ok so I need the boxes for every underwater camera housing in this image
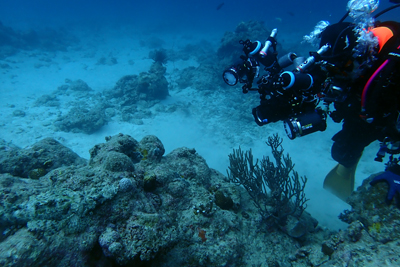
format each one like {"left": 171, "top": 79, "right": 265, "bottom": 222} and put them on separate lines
{"left": 222, "top": 35, "right": 279, "bottom": 87}
{"left": 224, "top": 27, "right": 330, "bottom": 140}
{"left": 284, "top": 108, "right": 327, "bottom": 140}
{"left": 252, "top": 98, "right": 327, "bottom": 140}
{"left": 222, "top": 57, "right": 259, "bottom": 86}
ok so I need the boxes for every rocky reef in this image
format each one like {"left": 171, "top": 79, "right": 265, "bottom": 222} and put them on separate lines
{"left": 33, "top": 59, "right": 171, "bottom": 134}
{"left": 0, "top": 137, "right": 86, "bottom": 178}
{"left": 27, "top": 20, "right": 285, "bottom": 138}
{"left": 217, "top": 20, "right": 279, "bottom": 65}
{"left": 33, "top": 60, "right": 171, "bottom": 134}
{"left": 105, "top": 61, "right": 169, "bottom": 105}
{"left": 0, "top": 21, "right": 78, "bottom": 59}
{"left": 0, "top": 133, "right": 399, "bottom": 266}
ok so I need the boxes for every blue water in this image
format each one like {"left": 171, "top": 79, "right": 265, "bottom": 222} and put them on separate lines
{"left": 2, "top": 0, "right": 397, "bottom": 34}
{"left": 1, "top": 0, "right": 399, "bottom": 51}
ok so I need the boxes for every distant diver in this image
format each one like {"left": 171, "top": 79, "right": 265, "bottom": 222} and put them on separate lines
{"left": 216, "top": 2, "right": 225, "bottom": 10}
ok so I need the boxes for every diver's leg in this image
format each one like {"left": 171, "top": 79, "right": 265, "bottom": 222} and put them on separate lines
{"left": 324, "top": 118, "right": 380, "bottom": 200}
{"left": 331, "top": 118, "right": 380, "bottom": 168}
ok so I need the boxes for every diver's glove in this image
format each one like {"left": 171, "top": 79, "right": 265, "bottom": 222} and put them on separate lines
{"left": 329, "top": 110, "right": 344, "bottom": 123}
{"left": 370, "top": 170, "right": 400, "bottom": 203}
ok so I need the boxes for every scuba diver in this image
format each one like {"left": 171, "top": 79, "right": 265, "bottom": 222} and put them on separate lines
{"left": 222, "top": 0, "right": 400, "bottom": 202}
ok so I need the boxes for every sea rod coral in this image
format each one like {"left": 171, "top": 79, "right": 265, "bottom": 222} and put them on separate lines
{"left": 227, "top": 134, "right": 308, "bottom": 227}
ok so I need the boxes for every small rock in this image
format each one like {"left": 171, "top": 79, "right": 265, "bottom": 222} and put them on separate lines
{"left": 12, "top": 110, "right": 26, "bottom": 117}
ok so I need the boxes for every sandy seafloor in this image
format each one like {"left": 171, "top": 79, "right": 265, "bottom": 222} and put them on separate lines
{"left": 0, "top": 25, "right": 385, "bottom": 231}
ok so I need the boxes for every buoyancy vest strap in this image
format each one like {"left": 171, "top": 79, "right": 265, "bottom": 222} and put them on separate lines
{"left": 360, "top": 59, "right": 390, "bottom": 116}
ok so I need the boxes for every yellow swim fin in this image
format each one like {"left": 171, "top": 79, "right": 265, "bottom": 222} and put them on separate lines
{"left": 323, "top": 161, "right": 359, "bottom": 202}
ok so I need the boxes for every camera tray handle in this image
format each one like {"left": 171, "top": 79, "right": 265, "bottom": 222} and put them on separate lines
{"left": 259, "top": 28, "right": 278, "bottom": 58}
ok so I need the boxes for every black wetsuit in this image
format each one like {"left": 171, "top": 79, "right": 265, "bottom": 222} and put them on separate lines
{"left": 330, "top": 21, "right": 400, "bottom": 168}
